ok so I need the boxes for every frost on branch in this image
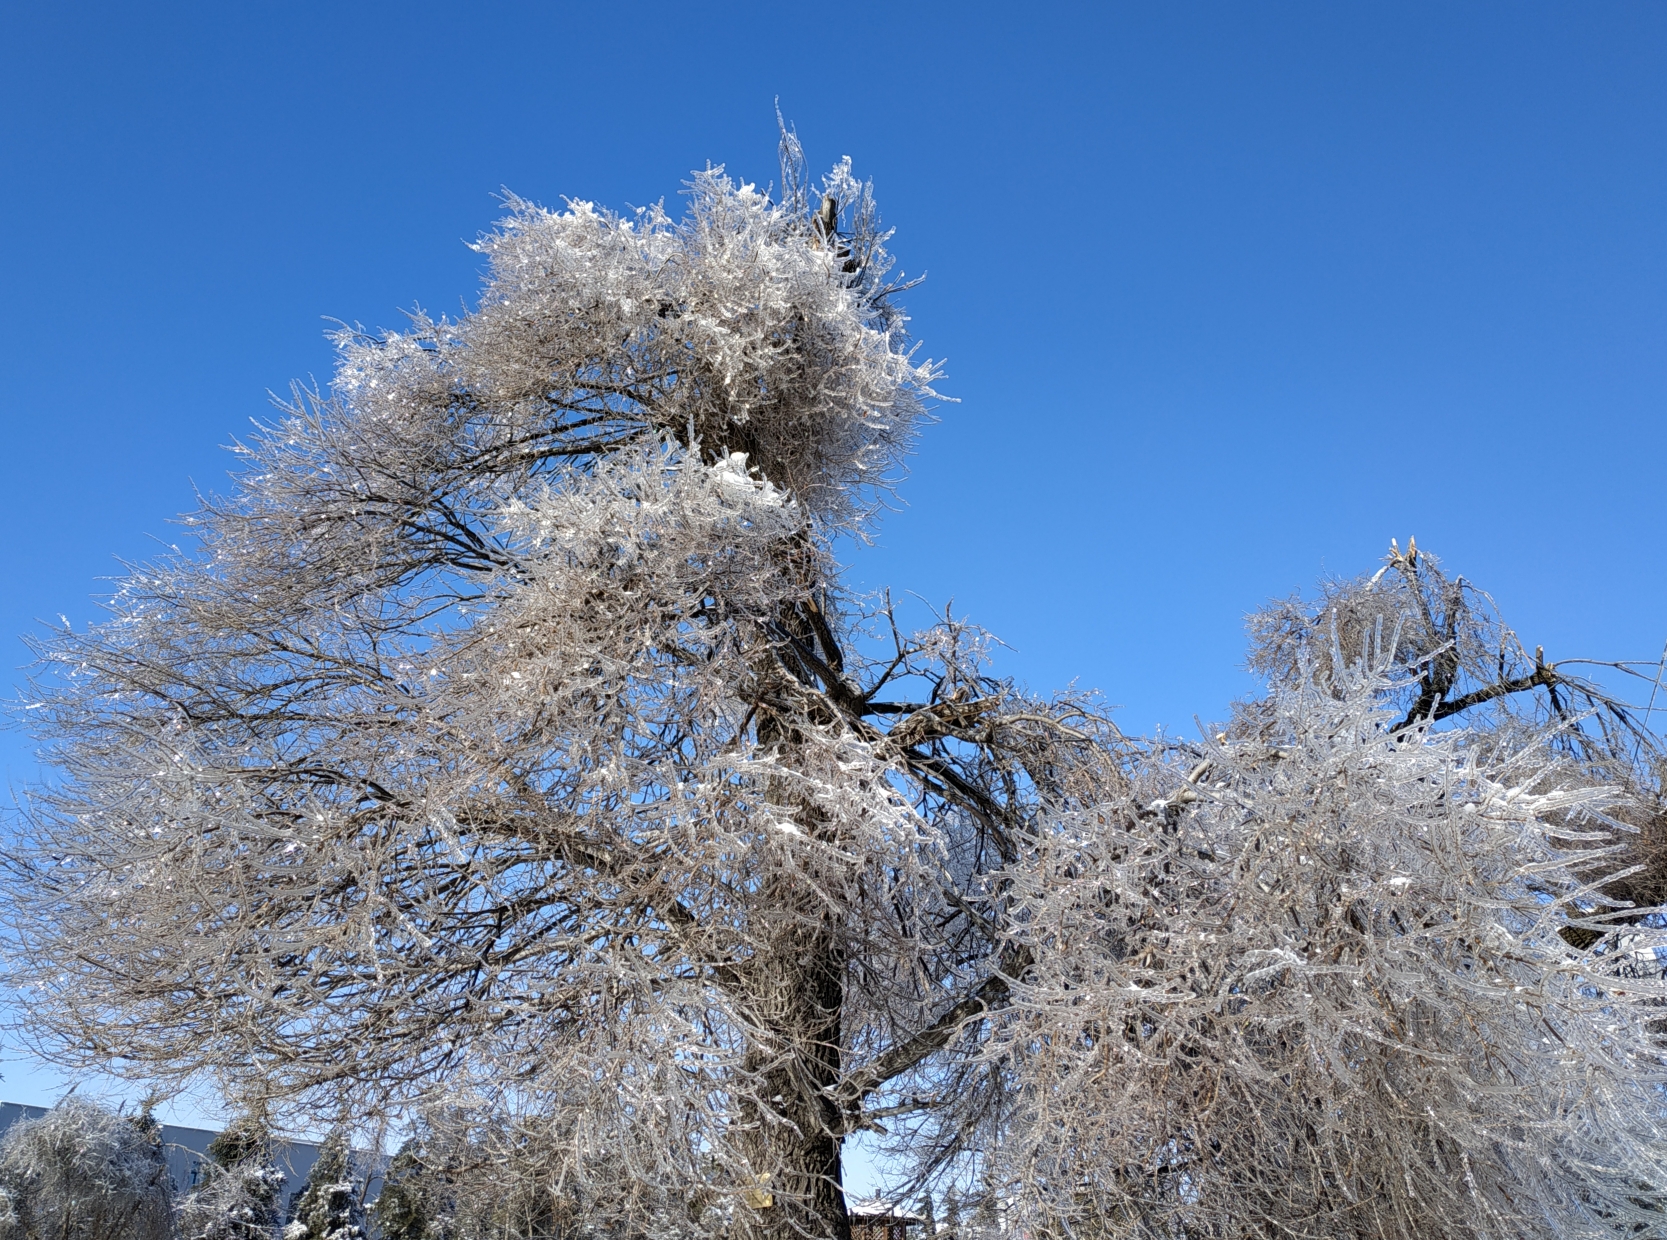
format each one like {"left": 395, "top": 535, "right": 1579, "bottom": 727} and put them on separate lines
{"left": 9, "top": 134, "right": 1667, "bottom": 1240}
{"left": 6, "top": 151, "right": 973, "bottom": 1239}
{"left": 0, "top": 1099, "right": 174, "bottom": 1240}
{"left": 1243, "top": 545, "right": 1667, "bottom": 935}
{"left": 965, "top": 655, "right": 1667, "bottom": 1238}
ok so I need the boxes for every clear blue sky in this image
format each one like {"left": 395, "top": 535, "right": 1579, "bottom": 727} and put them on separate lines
{"left": 2, "top": 0, "right": 1664, "bottom": 1178}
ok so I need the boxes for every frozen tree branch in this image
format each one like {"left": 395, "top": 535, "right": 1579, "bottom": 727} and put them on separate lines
{"left": 7, "top": 152, "right": 1667, "bottom": 1240}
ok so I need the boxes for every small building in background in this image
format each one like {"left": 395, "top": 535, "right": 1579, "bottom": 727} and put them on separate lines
{"left": 849, "top": 1196, "right": 926, "bottom": 1240}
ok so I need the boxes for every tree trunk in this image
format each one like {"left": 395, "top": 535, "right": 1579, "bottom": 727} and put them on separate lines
{"left": 744, "top": 665, "right": 852, "bottom": 1240}
{"left": 741, "top": 914, "right": 851, "bottom": 1240}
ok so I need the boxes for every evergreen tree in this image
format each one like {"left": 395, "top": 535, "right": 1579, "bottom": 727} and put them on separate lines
{"left": 283, "top": 1130, "right": 364, "bottom": 1240}
{"left": 971, "top": 1185, "right": 997, "bottom": 1238}
{"left": 178, "top": 1115, "right": 285, "bottom": 1240}
{"left": 942, "top": 1190, "right": 961, "bottom": 1239}
{"left": 373, "top": 1136, "right": 457, "bottom": 1240}
{"left": 205, "top": 1118, "right": 265, "bottom": 1170}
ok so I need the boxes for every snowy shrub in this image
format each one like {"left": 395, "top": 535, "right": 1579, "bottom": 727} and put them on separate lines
{"left": 0, "top": 1097, "right": 173, "bottom": 1240}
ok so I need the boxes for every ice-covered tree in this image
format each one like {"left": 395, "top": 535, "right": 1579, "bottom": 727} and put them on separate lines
{"left": 0, "top": 1098, "right": 174, "bottom": 1240}
{"left": 964, "top": 660, "right": 1667, "bottom": 1237}
{"left": 910, "top": 550, "right": 1667, "bottom": 1238}
{"left": 8, "top": 126, "right": 1667, "bottom": 1239}
{"left": 283, "top": 1130, "right": 363, "bottom": 1240}
{"left": 176, "top": 1115, "right": 285, "bottom": 1240}
{"left": 916, "top": 1192, "right": 935, "bottom": 1237}
{"left": 374, "top": 1128, "right": 461, "bottom": 1240}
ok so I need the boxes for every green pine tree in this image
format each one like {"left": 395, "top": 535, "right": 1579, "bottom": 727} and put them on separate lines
{"left": 943, "top": 1188, "right": 962, "bottom": 1238}
{"left": 283, "top": 1129, "right": 365, "bottom": 1240}
{"left": 374, "top": 1137, "right": 458, "bottom": 1240}
{"left": 372, "top": 1140, "right": 427, "bottom": 1240}
{"left": 125, "top": 1107, "right": 171, "bottom": 1199}
{"left": 205, "top": 1116, "right": 264, "bottom": 1171}
{"left": 180, "top": 1114, "right": 285, "bottom": 1240}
